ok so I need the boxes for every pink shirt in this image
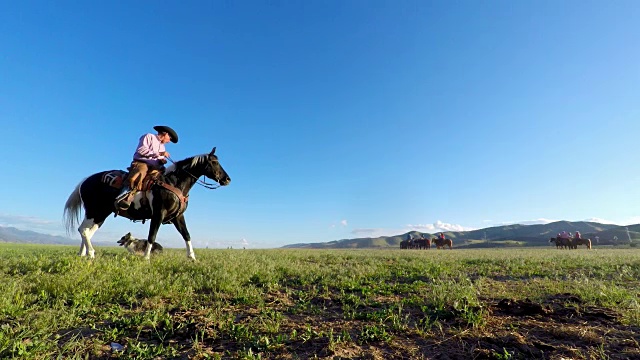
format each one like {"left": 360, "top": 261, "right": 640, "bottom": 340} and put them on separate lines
{"left": 133, "top": 133, "right": 166, "bottom": 168}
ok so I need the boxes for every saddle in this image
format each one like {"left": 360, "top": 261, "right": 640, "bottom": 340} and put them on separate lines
{"left": 100, "top": 169, "right": 159, "bottom": 192}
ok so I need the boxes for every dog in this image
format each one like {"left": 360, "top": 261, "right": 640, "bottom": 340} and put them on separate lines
{"left": 117, "top": 232, "right": 163, "bottom": 256}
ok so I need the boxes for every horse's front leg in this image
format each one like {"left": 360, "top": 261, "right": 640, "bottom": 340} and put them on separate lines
{"left": 145, "top": 213, "right": 164, "bottom": 260}
{"left": 172, "top": 214, "right": 195, "bottom": 261}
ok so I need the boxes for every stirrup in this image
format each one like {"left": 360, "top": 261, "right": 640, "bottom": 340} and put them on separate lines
{"left": 115, "top": 189, "right": 130, "bottom": 202}
{"left": 115, "top": 190, "right": 133, "bottom": 211}
{"left": 116, "top": 200, "right": 131, "bottom": 210}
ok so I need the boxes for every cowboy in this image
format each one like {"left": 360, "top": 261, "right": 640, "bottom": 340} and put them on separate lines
{"left": 439, "top": 232, "right": 445, "bottom": 240}
{"left": 116, "top": 125, "right": 179, "bottom": 210}
{"left": 574, "top": 231, "right": 582, "bottom": 240}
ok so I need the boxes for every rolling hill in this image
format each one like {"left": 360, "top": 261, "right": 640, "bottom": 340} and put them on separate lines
{"left": 283, "top": 221, "right": 635, "bottom": 249}
{"left": 0, "top": 226, "right": 77, "bottom": 245}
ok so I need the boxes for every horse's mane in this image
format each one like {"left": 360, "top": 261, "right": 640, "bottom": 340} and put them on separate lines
{"left": 164, "top": 154, "right": 208, "bottom": 175}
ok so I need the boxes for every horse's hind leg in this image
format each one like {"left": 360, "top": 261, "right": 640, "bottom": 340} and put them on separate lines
{"left": 78, "top": 240, "right": 87, "bottom": 256}
{"left": 78, "top": 216, "right": 103, "bottom": 258}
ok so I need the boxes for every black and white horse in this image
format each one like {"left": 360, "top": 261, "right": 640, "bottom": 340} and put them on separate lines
{"left": 63, "top": 147, "right": 230, "bottom": 260}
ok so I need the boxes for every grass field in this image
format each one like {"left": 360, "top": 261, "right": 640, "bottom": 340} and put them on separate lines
{"left": 1, "top": 243, "right": 639, "bottom": 359}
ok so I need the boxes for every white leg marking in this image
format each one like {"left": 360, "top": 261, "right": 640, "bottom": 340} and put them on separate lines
{"left": 144, "top": 242, "right": 153, "bottom": 260}
{"left": 78, "top": 242, "right": 87, "bottom": 256}
{"left": 78, "top": 218, "right": 99, "bottom": 258}
{"left": 186, "top": 240, "right": 196, "bottom": 260}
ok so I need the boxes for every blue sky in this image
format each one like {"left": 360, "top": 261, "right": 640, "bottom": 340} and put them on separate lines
{"left": 1, "top": 0, "right": 639, "bottom": 248}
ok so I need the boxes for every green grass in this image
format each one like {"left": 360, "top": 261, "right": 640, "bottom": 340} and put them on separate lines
{"left": 0, "top": 244, "right": 639, "bottom": 359}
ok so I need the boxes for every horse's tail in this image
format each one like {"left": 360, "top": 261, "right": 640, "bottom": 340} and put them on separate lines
{"left": 63, "top": 179, "right": 85, "bottom": 235}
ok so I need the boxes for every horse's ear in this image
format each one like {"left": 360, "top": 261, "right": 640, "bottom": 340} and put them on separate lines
{"left": 210, "top": 147, "right": 216, "bottom": 155}
{"left": 126, "top": 232, "right": 131, "bottom": 237}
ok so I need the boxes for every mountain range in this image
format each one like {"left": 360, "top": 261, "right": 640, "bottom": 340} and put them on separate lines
{"left": 283, "top": 221, "right": 640, "bottom": 249}
{"left": 0, "top": 226, "right": 77, "bottom": 245}
{"left": 2, "top": 221, "right": 639, "bottom": 249}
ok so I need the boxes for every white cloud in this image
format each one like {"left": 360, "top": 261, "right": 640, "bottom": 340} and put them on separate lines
{"left": 498, "top": 218, "right": 556, "bottom": 226}
{"left": 407, "top": 220, "right": 475, "bottom": 232}
{"left": 584, "top": 217, "right": 617, "bottom": 224}
{"left": 351, "top": 220, "right": 474, "bottom": 238}
{"left": 330, "top": 219, "right": 349, "bottom": 229}
{"left": 584, "top": 217, "right": 640, "bottom": 226}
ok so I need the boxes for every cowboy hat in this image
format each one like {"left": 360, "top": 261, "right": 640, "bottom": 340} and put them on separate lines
{"left": 153, "top": 125, "right": 178, "bottom": 143}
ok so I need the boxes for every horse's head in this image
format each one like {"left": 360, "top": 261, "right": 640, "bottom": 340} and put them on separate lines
{"left": 204, "top": 147, "right": 231, "bottom": 186}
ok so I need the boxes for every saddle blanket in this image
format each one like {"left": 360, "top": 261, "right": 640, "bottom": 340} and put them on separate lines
{"left": 101, "top": 170, "right": 127, "bottom": 189}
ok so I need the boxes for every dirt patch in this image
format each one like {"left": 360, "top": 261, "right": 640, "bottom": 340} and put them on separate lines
{"left": 59, "top": 292, "right": 640, "bottom": 359}
{"left": 270, "top": 293, "right": 640, "bottom": 359}
{"left": 454, "top": 294, "right": 640, "bottom": 360}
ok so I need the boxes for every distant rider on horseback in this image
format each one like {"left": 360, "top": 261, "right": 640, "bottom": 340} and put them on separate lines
{"left": 115, "top": 125, "right": 179, "bottom": 210}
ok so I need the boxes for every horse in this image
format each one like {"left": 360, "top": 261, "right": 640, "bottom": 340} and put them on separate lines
{"left": 415, "top": 238, "right": 431, "bottom": 250}
{"left": 549, "top": 237, "right": 574, "bottom": 249}
{"left": 432, "top": 238, "right": 453, "bottom": 249}
{"left": 549, "top": 237, "right": 564, "bottom": 249}
{"left": 574, "top": 238, "right": 592, "bottom": 249}
{"left": 63, "top": 147, "right": 230, "bottom": 260}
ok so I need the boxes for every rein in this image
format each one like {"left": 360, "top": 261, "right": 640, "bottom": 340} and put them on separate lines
{"left": 166, "top": 156, "right": 221, "bottom": 190}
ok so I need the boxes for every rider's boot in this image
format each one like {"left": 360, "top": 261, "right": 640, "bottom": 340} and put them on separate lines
{"left": 115, "top": 186, "right": 133, "bottom": 210}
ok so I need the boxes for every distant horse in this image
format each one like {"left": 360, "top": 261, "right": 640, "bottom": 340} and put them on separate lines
{"left": 63, "top": 148, "right": 230, "bottom": 260}
{"left": 415, "top": 238, "right": 431, "bottom": 250}
{"left": 549, "top": 237, "right": 574, "bottom": 249}
{"left": 574, "top": 238, "right": 592, "bottom": 250}
{"left": 549, "top": 237, "right": 564, "bottom": 249}
{"left": 432, "top": 238, "right": 453, "bottom": 249}
{"left": 404, "top": 239, "right": 417, "bottom": 249}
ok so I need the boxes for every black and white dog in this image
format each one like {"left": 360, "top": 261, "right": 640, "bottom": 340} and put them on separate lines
{"left": 117, "top": 232, "right": 163, "bottom": 256}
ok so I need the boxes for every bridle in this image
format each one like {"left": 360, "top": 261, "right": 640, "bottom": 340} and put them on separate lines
{"left": 166, "top": 156, "right": 222, "bottom": 190}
